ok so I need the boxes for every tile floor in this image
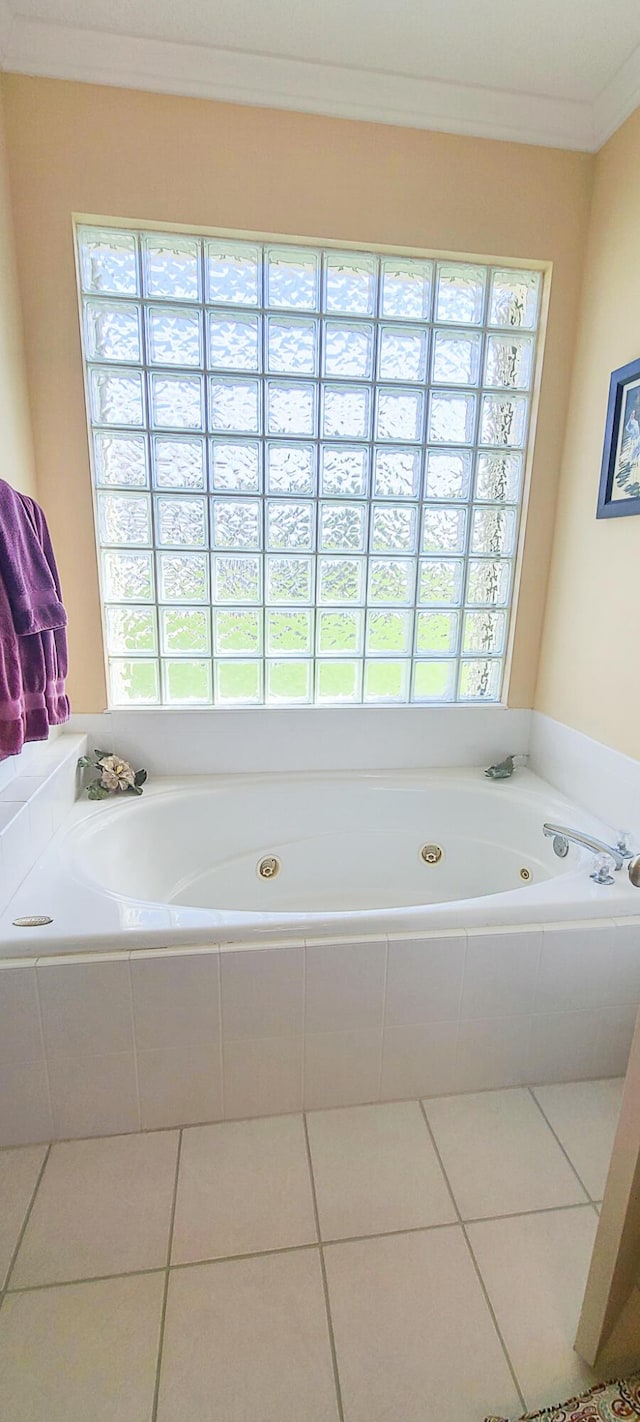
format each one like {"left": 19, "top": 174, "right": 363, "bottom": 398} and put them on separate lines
{"left": 0, "top": 1077, "right": 625, "bottom": 1422}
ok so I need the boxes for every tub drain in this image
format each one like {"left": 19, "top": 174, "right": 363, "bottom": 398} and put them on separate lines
{"left": 257, "top": 855, "right": 281, "bottom": 880}
{"left": 420, "top": 844, "right": 443, "bottom": 865}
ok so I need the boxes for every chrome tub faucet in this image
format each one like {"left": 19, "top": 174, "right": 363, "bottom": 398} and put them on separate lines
{"left": 543, "top": 823, "right": 635, "bottom": 884}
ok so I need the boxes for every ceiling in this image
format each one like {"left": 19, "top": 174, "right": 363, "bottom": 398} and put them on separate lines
{"left": 1, "top": 0, "right": 640, "bottom": 151}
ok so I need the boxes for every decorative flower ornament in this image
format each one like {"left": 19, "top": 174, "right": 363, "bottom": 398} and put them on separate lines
{"left": 78, "top": 749, "right": 147, "bottom": 800}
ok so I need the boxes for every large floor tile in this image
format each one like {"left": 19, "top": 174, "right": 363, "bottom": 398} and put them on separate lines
{"left": 324, "top": 1227, "right": 520, "bottom": 1422}
{"left": 171, "top": 1114, "right": 316, "bottom": 1264}
{"left": 11, "top": 1131, "right": 178, "bottom": 1288}
{"left": 533, "top": 1079, "right": 624, "bottom": 1200}
{"left": 0, "top": 1145, "right": 46, "bottom": 1288}
{"left": 157, "top": 1249, "right": 339, "bottom": 1422}
{"left": 425, "top": 1088, "right": 587, "bottom": 1220}
{"left": 0, "top": 1271, "right": 164, "bottom": 1422}
{"left": 467, "top": 1206, "right": 598, "bottom": 1411}
{"left": 307, "top": 1102, "right": 455, "bottom": 1240}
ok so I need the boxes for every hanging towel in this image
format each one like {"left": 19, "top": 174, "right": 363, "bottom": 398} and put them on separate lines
{"left": 0, "top": 480, "right": 70, "bottom": 760}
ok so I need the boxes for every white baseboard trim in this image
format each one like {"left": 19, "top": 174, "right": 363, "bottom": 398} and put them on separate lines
{"left": 530, "top": 712, "right": 640, "bottom": 839}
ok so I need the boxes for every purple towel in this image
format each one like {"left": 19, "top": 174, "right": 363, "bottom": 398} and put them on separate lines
{"left": 0, "top": 482, "right": 70, "bottom": 760}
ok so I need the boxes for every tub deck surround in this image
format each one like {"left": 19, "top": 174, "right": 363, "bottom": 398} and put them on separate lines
{"left": 1, "top": 767, "right": 639, "bottom": 958}
{"left": 0, "top": 923, "right": 638, "bottom": 1145}
{"left": 0, "top": 733, "right": 86, "bottom": 915}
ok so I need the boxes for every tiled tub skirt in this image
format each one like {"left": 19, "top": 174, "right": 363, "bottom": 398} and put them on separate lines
{"left": 1, "top": 919, "right": 639, "bottom": 1145}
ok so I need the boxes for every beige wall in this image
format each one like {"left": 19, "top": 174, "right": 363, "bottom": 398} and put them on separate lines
{"left": 1, "top": 75, "right": 593, "bottom": 711}
{"left": 0, "top": 88, "right": 36, "bottom": 499}
{"left": 536, "top": 107, "right": 640, "bottom": 758}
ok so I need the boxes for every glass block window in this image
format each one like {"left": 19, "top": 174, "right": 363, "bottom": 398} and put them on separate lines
{"left": 76, "top": 225, "right": 542, "bottom": 706}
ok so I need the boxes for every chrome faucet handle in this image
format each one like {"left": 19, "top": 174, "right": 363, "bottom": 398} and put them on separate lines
{"left": 616, "top": 830, "right": 634, "bottom": 857}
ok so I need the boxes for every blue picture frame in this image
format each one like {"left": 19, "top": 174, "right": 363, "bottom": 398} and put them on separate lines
{"left": 597, "top": 357, "right": 640, "bottom": 519}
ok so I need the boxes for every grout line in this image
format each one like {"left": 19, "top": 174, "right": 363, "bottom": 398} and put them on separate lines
{"left": 7, "top": 1265, "right": 167, "bottom": 1296}
{"left": 2, "top": 1143, "right": 52, "bottom": 1298}
{"left": 215, "top": 952, "right": 225, "bottom": 1120}
{"left": 126, "top": 959, "right": 142, "bottom": 1132}
{"left": 376, "top": 935, "right": 389, "bottom": 1100}
{"left": 151, "top": 1127, "right": 182, "bottom": 1422}
{"left": 33, "top": 967, "right": 54, "bottom": 1136}
{"left": 527, "top": 1087, "right": 595, "bottom": 1202}
{"left": 303, "top": 1113, "right": 345, "bottom": 1422}
{"left": 418, "top": 1098, "right": 527, "bottom": 1414}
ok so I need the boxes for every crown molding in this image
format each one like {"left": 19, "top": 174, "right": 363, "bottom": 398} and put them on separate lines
{"left": 592, "top": 38, "right": 640, "bottom": 148}
{"left": 3, "top": 15, "right": 598, "bottom": 151}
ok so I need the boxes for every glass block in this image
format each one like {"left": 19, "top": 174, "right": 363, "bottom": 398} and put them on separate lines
{"left": 422, "top": 506, "right": 466, "bottom": 554}
{"left": 412, "top": 660, "right": 456, "bottom": 702}
{"left": 380, "top": 258, "right": 432, "bottom": 321}
{"left": 462, "top": 610, "right": 507, "bottom": 656}
{"left": 78, "top": 228, "right": 138, "bottom": 297}
{"left": 373, "top": 448, "right": 421, "bottom": 499}
{"left": 363, "top": 660, "right": 409, "bottom": 702}
{"left": 266, "top": 248, "right": 320, "bottom": 310}
{"left": 142, "top": 234, "right": 200, "bottom": 301}
{"left": 376, "top": 389, "right": 424, "bottom": 443}
{"left": 212, "top": 554, "right": 261, "bottom": 604}
{"left": 160, "top": 607, "right": 210, "bottom": 656}
{"left": 316, "top": 660, "right": 362, "bottom": 703}
{"left": 266, "top": 556, "right": 313, "bottom": 604}
{"left": 432, "top": 329, "right": 482, "bottom": 385}
{"left": 459, "top": 658, "right": 502, "bottom": 701}
{"left": 378, "top": 326, "right": 428, "bottom": 383}
{"left": 214, "top": 609, "right": 261, "bottom": 656}
{"left": 158, "top": 551, "right": 209, "bottom": 603}
{"left": 266, "top": 316, "right": 318, "bottom": 375}
{"left": 320, "top": 503, "right": 367, "bottom": 552}
{"left": 162, "top": 659, "right": 212, "bottom": 704}
{"left": 485, "top": 333, "right": 534, "bottom": 390}
{"left": 267, "top": 380, "right": 316, "bottom": 437}
{"left": 214, "top": 660, "right": 262, "bottom": 705}
{"left": 104, "top": 606, "right": 157, "bottom": 656}
{"left": 471, "top": 507, "right": 518, "bottom": 556}
{"left": 209, "top": 378, "right": 260, "bottom": 434}
{"left": 467, "top": 559, "right": 512, "bottom": 606}
{"left": 84, "top": 300, "right": 141, "bottom": 363}
{"left": 208, "top": 313, "right": 260, "bottom": 372}
{"left": 156, "top": 494, "right": 208, "bottom": 548}
{"left": 489, "top": 269, "right": 541, "bottom": 329}
{"left": 480, "top": 394, "right": 528, "bottom": 447}
{"left": 368, "top": 558, "right": 415, "bottom": 605}
{"left": 154, "top": 494, "right": 206, "bottom": 548}
{"left": 94, "top": 433, "right": 148, "bottom": 488}
{"left": 266, "top": 500, "right": 314, "bottom": 551}
{"left": 90, "top": 368, "right": 144, "bottom": 427}
{"left": 206, "top": 241, "right": 260, "bottom": 306}
{"left": 153, "top": 436, "right": 206, "bottom": 490}
{"left": 323, "top": 321, "right": 374, "bottom": 379}
{"left": 150, "top": 373, "right": 203, "bottom": 430}
{"left": 435, "top": 264, "right": 486, "bottom": 324}
{"left": 266, "top": 661, "right": 312, "bottom": 703}
{"left": 147, "top": 306, "right": 202, "bottom": 367}
{"left": 102, "top": 550, "right": 154, "bottom": 603}
{"left": 372, "top": 504, "right": 418, "bottom": 554}
{"left": 211, "top": 498, "right": 260, "bottom": 550}
{"left": 475, "top": 452, "right": 523, "bottom": 504}
{"left": 325, "top": 251, "right": 377, "bottom": 316}
{"left": 323, "top": 385, "right": 372, "bottom": 441}
{"left": 109, "top": 659, "right": 159, "bottom": 706}
{"left": 318, "top": 557, "right": 365, "bottom": 604}
{"left": 266, "top": 442, "right": 315, "bottom": 495}
{"left": 320, "top": 446, "right": 369, "bottom": 498}
{"left": 210, "top": 440, "right": 260, "bottom": 493}
{"left": 428, "top": 390, "right": 476, "bottom": 444}
{"left": 98, "top": 492, "right": 151, "bottom": 546}
{"left": 418, "top": 558, "right": 464, "bottom": 606}
{"left": 366, "top": 611, "right": 412, "bottom": 655}
{"left": 266, "top": 609, "right": 313, "bottom": 656}
{"left": 317, "top": 609, "right": 363, "bottom": 656}
{"left": 415, "top": 610, "right": 458, "bottom": 655}
{"left": 425, "top": 450, "right": 472, "bottom": 501}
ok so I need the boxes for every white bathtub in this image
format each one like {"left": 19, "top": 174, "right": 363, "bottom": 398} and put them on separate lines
{"left": 2, "top": 767, "right": 639, "bottom": 956}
